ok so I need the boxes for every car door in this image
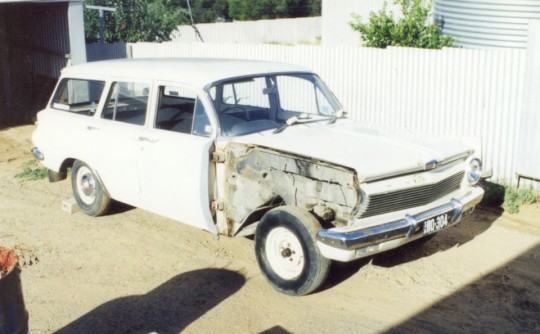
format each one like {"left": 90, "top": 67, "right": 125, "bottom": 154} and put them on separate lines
{"left": 137, "top": 83, "right": 217, "bottom": 234}
{"left": 90, "top": 80, "right": 153, "bottom": 208}
{"left": 39, "top": 77, "right": 107, "bottom": 170}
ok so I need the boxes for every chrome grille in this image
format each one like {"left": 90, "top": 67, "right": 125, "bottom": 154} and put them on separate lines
{"left": 360, "top": 172, "right": 465, "bottom": 218}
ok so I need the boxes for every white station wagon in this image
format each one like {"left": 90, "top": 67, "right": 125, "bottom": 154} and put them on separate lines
{"left": 32, "top": 58, "right": 485, "bottom": 295}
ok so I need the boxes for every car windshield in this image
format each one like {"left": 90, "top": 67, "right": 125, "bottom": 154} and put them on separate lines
{"left": 207, "top": 73, "right": 343, "bottom": 137}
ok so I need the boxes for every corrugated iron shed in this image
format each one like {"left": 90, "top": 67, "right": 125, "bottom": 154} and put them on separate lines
{"left": 434, "top": 0, "right": 540, "bottom": 49}
{"left": 0, "top": 0, "right": 85, "bottom": 126}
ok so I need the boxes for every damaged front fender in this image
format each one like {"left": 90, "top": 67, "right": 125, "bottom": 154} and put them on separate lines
{"left": 221, "top": 143, "right": 361, "bottom": 236}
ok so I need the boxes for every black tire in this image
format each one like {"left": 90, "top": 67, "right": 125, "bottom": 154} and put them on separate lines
{"left": 48, "top": 169, "right": 66, "bottom": 183}
{"left": 71, "top": 160, "right": 112, "bottom": 217}
{"left": 255, "top": 206, "right": 331, "bottom": 296}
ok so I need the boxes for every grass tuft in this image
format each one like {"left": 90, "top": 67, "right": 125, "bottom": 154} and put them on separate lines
{"left": 15, "top": 160, "right": 48, "bottom": 181}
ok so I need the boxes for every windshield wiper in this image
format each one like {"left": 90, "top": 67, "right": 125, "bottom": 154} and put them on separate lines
{"left": 273, "top": 113, "right": 311, "bottom": 134}
{"left": 328, "top": 109, "right": 348, "bottom": 124}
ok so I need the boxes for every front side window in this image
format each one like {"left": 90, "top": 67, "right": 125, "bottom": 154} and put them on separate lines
{"left": 154, "top": 86, "right": 212, "bottom": 137}
{"left": 102, "top": 82, "right": 150, "bottom": 126}
{"left": 51, "top": 78, "right": 105, "bottom": 116}
{"left": 221, "top": 77, "right": 270, "bottom": 108}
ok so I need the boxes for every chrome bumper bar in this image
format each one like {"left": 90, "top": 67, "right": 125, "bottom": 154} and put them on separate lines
{"left": 317, "top": 187, "right": 484, "bottom": 251}
{"left": 31, "top": 147, "right": 44, "bottom": 160}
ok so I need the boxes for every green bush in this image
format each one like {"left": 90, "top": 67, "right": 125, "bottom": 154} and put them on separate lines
{"left": 350, "top": 0, "right": 454, "bottom": 49}
{"left": 503, "top": 185, "right": 537, "bottom": 214}
{"left": 480, "top": 180, "right": 538, "bottom": 214}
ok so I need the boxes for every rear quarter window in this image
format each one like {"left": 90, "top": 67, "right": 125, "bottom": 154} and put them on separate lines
{"left": 51, "top": 78, "right": 105, "bottom": 116}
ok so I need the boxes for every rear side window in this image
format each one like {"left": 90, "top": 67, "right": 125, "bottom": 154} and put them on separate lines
{"left": 102, "top": 82, "right": 150, "bottom": 126}
{"left": 51, "top": 79, "right": 105, "bottom": 116}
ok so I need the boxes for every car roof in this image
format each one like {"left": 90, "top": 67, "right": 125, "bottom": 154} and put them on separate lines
{"left": 61, "top": 58, "right": 313, "bottom": 88}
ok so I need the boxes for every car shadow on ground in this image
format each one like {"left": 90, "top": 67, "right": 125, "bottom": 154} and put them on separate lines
{"left": 106, "top": 201, "right": 136, "bottom": 215}
{"left": 54, "top": 268, "right": 245, "bottom": 334}
{"left": 321, "top": 207, "right": 502, "bottom": 291}
{"left": 372, "top": 207, "right": 501, "bottom": 268}
{"left": 384, "top": 243, "right": 540, "bottom": 333}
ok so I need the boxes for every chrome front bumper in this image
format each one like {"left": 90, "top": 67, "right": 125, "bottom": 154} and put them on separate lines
{"left": 31, "top": 147, "right": 44, "bottom": 160}
{"left": 316, "top": 187, "right": 484, "bottom": 261}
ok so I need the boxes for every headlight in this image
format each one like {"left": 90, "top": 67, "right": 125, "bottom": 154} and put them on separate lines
{"left": 466, "top": 158, "right": 482, "bottom": 185}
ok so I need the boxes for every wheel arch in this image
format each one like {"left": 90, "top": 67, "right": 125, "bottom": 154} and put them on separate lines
{"left": 232, "top": 196, "right": 285, "bottom": 237}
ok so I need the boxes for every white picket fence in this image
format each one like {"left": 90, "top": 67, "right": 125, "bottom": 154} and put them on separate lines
{"left": 86, "top": 41, "right": 536, "bottom": 186}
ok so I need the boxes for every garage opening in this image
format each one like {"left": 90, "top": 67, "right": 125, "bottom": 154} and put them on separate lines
{"left": 0, "top": 1, "right": 77, "bottom": 128}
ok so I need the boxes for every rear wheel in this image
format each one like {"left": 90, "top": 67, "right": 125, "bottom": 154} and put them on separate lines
{"left": 255, "top": 206, "right": 330, "bottom": 296}
{"left": 71, "top": 160, "right": 112, "bottom": 216}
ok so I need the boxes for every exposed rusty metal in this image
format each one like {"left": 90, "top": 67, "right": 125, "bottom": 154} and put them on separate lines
{"left": 312, "top": 204, "right": 335, "bottom": 223}
{"left": 223, "top": 143, "right": 360, "bottom": 236}
{"left": 211, "top": 200, "right": 225, "bottom": 212}
{"left": 212, "top": 149, "right": 226, "bottom": 163}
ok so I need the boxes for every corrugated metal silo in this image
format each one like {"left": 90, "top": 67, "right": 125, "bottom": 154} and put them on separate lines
{"left": 433, "top": 0, "right": 540, "bottom": 49}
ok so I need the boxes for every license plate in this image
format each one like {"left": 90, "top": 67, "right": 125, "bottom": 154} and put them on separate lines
{"left": 422, "top": 212, "right": 449, "bottom": 235}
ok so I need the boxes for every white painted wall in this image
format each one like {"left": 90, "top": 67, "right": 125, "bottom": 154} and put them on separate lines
{"left": 322, "top": 0, "right": 398, "bottom": 46}
{"left": 172, "top": 17, "right": 321, "bottom": 44}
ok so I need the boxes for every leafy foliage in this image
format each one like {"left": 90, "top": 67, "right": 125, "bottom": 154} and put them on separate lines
{"left": 503, "top": 185, "right": 537, "bottom": 214}
{"left": 350, "top": 0, "right": 454, "bottom": 49}
{"left": 15, "top": 161, "right": 48, "bottom": 181}
{"left": 168, "top": 0, "right": 320, "bottom": 23}
{"left": 188, "top": 0, "right": 231, "bottom": 23}
{"left": 84, "top": 0, "right": 189, "bottom": 43}
{"left": 84, "top": 0, "right": 321, "bottom": 42}
{"left": 480, "top": 180, "right": 538, "bottom": 214}
{"left": 227, "top": 0, "right": 319, "bottom": 21}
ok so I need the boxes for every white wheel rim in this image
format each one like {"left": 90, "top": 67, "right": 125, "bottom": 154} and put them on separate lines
{"left": 265, "top": 226, "right": 305, "bottom": 280}
{"left": 76, "top": 166, "right": 96, "bottom": 205}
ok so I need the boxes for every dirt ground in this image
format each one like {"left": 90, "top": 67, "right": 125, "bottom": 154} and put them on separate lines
{"left": 1, "top": 125, "right": 539, "bottom": 334}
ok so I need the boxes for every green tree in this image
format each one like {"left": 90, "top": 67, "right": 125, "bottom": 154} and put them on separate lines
{"left": 350, "top": 0, "right": 454, "bottom": 49}
{"left": 191, "top": 0, "right": 230, "bottom": 23}
{"left": 167, "top": 0, "right": 320, "bottom": 23}
{"left": 84, "top": 0, "right": 189, "bottom": 43}
{"left": 227, "top": 0, "right": 320, "bottom": 21}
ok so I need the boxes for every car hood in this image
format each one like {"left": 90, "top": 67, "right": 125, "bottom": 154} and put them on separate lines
{"left": 235, "top": 121, "right": 472, "bottom": 181}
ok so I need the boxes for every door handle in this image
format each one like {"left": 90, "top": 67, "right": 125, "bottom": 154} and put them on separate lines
{"left": 86, "top": 126, "right": 100, "bottom": 131}
{"left": 137, "top": 137, "right": 159, "bottom": 143}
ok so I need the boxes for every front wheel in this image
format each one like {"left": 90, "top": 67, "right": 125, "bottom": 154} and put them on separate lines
{"left": 71, "top": 160, "right": 112, "bottom": 217}
{"left": 255, "top": 206, "right": 330, "bottom": 296}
